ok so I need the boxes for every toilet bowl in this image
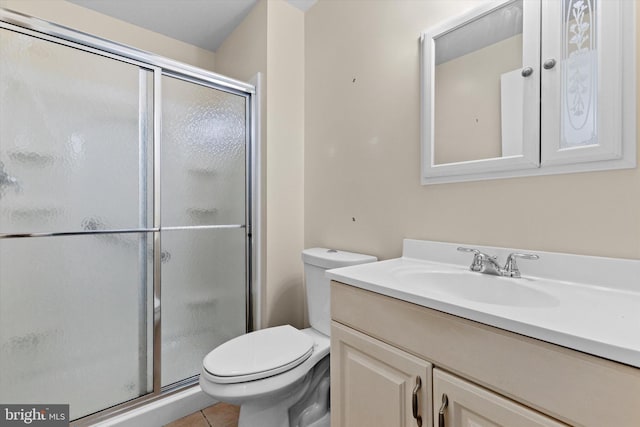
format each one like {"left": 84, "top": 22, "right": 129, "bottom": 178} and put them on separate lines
{"left": 200, "top": 248, "right": 376, "bottom": 427}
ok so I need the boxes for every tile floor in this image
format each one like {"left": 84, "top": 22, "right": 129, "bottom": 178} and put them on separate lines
{"left": 163, "top": 402, "right": 239, "bottom": 427}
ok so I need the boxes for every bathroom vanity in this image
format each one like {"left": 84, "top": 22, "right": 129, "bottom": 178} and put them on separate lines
{"left": 327, "top": 240, "right": 640, "bottom": 427}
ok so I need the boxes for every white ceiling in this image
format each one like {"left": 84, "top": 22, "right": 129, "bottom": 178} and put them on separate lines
{"left": 67, "top": 0, "right": 316, "bottom": 52}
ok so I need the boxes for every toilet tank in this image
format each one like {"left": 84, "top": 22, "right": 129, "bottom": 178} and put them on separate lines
{"left": 301, "top": 248, "right": 377, "bottom": 336}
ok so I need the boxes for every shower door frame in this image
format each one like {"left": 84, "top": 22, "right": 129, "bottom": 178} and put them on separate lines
{"left": 0, "top": 9, "right": 259, "bottom": 425}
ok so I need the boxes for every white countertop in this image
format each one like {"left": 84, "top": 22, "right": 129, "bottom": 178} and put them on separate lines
{"left": 326, "top": 239, "right": 640, "bottom": 368}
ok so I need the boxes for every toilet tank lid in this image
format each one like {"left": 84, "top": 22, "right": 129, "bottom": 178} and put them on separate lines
{"left": 302, "top": 248, "right": 377, "bottom": 269}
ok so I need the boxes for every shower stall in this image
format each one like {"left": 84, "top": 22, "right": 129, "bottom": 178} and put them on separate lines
{"left": 0, "top": 10, "right": 257, "bottom": 425}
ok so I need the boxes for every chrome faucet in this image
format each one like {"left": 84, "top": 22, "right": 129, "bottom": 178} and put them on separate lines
{"left": 457, "top": 247, "right": 539, "bottom": 278}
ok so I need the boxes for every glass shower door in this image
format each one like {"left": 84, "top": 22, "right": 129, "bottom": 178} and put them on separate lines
{"left": 160, "top": 75, "right": 247, "bottom": 387}
{"left": 0, "top": 29, "right": 153, "bottom": 419}
{"left": 0, "top": 18, "right": 253, "bottom": 421}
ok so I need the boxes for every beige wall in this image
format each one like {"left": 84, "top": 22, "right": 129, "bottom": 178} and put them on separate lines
{"left": 0, "top": 0, "right": 216, "bottom": 70}
{"left": 217, "top": 0, "right": 305, "bottom": 329}
{"left": 215, "top": 0, "right": 267, "bottom": 82}
{"left": 264, "top": 0, "right": 305, "bottom": 328}
{"left": 305, "top": 0, "right": 640, "bottom": 261}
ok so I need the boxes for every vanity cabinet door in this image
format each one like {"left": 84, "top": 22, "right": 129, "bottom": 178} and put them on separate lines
{"left": 433, "top": 369, "right": 566, "bottom": 427}
{"left": 331, "top": 321, "right": 432, "bottom": 427}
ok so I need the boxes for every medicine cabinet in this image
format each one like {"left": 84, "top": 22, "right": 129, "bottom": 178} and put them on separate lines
{"left": 420, "top": 0, "right": 636, "bottom": 184}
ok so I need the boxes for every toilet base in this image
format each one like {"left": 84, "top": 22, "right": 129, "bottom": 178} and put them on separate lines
{"left": 238, "top": 356, "right": 330, "bottom": 427}
{"left": 238, "top": 400, "right": 294, "bottom": 427}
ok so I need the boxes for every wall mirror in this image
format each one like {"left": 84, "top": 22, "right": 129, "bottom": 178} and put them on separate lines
{"left": 420, "top": 0, "right": 636, "bottom": 185}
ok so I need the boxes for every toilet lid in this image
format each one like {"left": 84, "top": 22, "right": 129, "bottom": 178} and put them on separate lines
{"left": 203, "top": 325, "right": 314, "bottom": 384}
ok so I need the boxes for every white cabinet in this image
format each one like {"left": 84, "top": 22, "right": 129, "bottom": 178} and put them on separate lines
{"left": 331, "top": 322, "right": 432, "bottom": 427}
{"left": 420, "top": 0, "right": 636, "bottom": 184}
{"left": 330, "top": 281, "right": 640, "bottom": 427}
{"left": 433, "top": 369, "right": 566, "bottom": 427}
{"left": 331, "top": 321, "right": 567, "bottom": 427}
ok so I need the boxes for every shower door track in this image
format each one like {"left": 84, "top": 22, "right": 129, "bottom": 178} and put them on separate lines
{"left": 0, "top": 8, "right": 258, "bottom": 426}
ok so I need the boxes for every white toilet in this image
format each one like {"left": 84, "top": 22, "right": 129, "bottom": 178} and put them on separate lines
{"left": 200, "top": 248, "right": 377, "bottom": 427}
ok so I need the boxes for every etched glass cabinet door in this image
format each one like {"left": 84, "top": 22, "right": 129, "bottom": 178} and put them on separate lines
{"left": 541, "top": 0, "right": 635, "bottom": 167}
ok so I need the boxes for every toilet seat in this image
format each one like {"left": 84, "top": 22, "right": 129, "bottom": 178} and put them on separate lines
{"left": 200, "top": 327, "right": 330, "bottom": 406}
{"left": 203, "top": 325, "right": 314, "bottom": 384}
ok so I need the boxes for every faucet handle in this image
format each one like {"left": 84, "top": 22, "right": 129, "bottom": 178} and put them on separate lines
{"left": 457, "top": 247, "right": 484, "bottom": 271}
{"left": 503, "top": 253, "right": 539, "bottom": 278}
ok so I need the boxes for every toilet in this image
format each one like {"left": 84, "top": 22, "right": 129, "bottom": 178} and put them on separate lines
{"left": 200, "top": 248, "right": 377, "bottom": 427}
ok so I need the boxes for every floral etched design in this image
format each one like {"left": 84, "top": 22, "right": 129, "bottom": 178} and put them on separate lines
{"left": 568, "top": 0, "right": 591, "bottom": 54}
{"left": 566, "top": 0, "right": 591, "bottom": 119}
{"left": 563, "top": 0, "right": 596, "bottom": 145}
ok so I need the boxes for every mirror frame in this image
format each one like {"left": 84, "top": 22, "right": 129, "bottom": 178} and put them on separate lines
{"left": 420, "top": 0, "right": 541, "bottom": 185}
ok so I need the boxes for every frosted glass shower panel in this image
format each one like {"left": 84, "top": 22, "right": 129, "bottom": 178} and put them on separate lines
{"left": 0, "top": 29, "right": 152, "bottom": 234}
{"left": 161, "top": 228, "right": 246, "bottom": 387}
{"left": 161, "top": 76, "right": 246, "bottom": 226}
{"left": 0, "top": 233, "right": 153, "bottom": 420}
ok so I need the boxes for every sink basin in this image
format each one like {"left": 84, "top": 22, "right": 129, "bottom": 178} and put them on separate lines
{"left": 394, "top": 268, "right": 559, "bottom": 308}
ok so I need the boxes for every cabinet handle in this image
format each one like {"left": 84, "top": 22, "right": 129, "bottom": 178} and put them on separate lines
{"left": 412, "top": 376, "right": 422, "bottom": 427}
{"left": 543, "top": 58, "right": 557, "bottom": 69}
{"left": 438, "top": 393, "right": 449, "bottom": 427}
{"left": 521, "top": 66, "right": 534, "bottom": 77}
